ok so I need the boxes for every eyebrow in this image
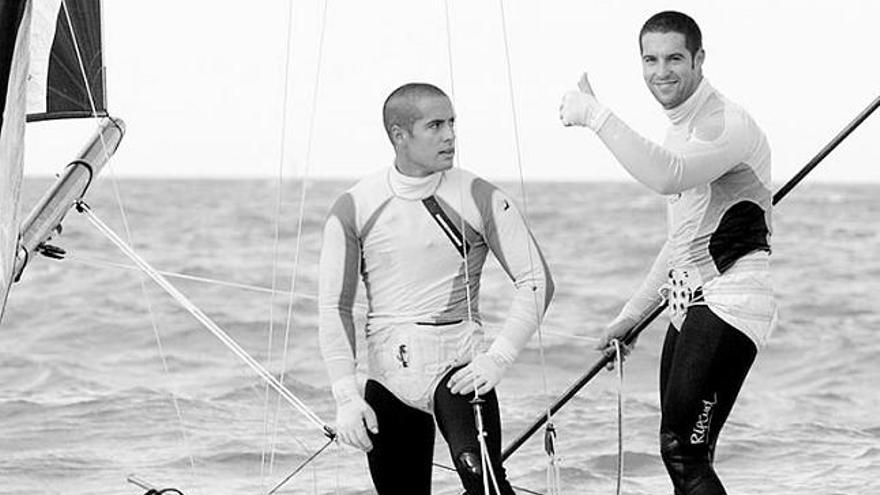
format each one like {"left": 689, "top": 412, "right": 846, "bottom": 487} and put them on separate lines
{"left": 643, "top": 51, "right": 688, "bottom": 59}
{"left": 425, "top": 117, "right": 452, "bottom": 126}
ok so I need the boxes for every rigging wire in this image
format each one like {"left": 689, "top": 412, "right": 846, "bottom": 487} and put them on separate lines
{"left": 266, "top": 0, "right": 331, "bottom": 485}
{"left": 495, "top": 0, "right": 561, "bottom": 489}
{"left": 241, "top": 379, "right": 334, "bottom": 494}
{"left": 63, "top": 254, "right": 311, "bottom": 298}
{"left": 59, "top": 0, "right": 200, "bottom": 484}
{"left": 266, "top": 436, "right": 335, "bottom": 495}
{"left": 441, "top": 1, "right": 474, "bottom": 326}
{"left": 79, "top": 203, "right": 331, "bottom": 434}
{"left": 431, "top": 462, "right": 546, "bottom": 495}
{"left": 441, "top": 1, "right": 555, "bottom": 492}
{"left": 261, "top": 0, "right": 298, "bottom": 485}
{"left": 440, "top": 2, "right": 502, "bottom": 493}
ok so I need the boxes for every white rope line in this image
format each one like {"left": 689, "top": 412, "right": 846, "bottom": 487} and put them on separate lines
{"left": 441, "top": 7, "right": 484, "bottom": 456}
{"left": 612, "top": 338, "right": 624, "bottom": 495}
{"left": 67, "top": 255, "right": 598, "bottom": 341}
{"left": 441, "top": 0, "right": 480, "bottom": 435}
{"left": 63, "top": 254, "right": 320, "bottom": 298}
{"left": 266, "top": 437, "right": 335, "bottom": 495}
{"left": 229, "top": 381, "right": 329, "bottom": 494}
{"left": 495, "top": 2, "right": 561, "bottom": 490}
{"left": 262, "top": 0, "right": 298, "bottom": 484}
{"left": 496, "top": 0, "right": 551, "bottom": 399}
{"left": 269, "top": 0, "right": 329, "bottom": 482}
{"left": 70, "top": 256, "right": 587, "bottom": 343}
{"left": 441, "top": 0, "right": 478, "bottom": 391}
{"left": 474, "top": 402, "right": 503, "bottom": 495}
{"left": 60, "top": 0, "right": 200, "bottom": 483}
{"left": 541, "top": 330, "right": 599, "bottom": 343}
{"left": 80, "top": 204, "right": 329, "bottom": 433}
{"left": 230, "top": 380, "right": 335, "bottom": 493}
{"left": 546, "top": 446, "right": 561, "bottom": 495}
{"left": 441, "top": 4, "right": 504, "bottom": 493}
{"left": 441, "top": 0, "right": 475, "bottom": 330}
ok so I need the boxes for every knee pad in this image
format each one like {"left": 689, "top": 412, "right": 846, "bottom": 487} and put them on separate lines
{"left": 456, "top": 450, "right": 482, "bottom": 480}
{"left": 660, "top": 430, "right": 720, "bottom": 494}
{"left": 660, "top": 430, "right": 687, "bottom": 465}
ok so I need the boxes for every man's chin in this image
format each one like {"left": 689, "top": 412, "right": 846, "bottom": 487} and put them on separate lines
{"left": 653, "top": 91, "right": 680, "bottom": 109}
{"left": 436, "top": 160, "right": 455, "bottom": 171}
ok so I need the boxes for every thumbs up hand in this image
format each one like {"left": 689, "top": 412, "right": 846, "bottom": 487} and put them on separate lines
{"left": 559, "top": 72, "right": 609, "bottom": 131}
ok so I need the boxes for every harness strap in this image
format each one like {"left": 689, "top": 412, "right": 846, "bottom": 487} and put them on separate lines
{"left": 422, "top": 195, "right": 471, "bottom": 257}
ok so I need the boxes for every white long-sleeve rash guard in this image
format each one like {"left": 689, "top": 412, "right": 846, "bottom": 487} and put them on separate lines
{"left": 598, "top": 79, "right": 776, "bottom": 346}
{"left": 318, "top": 165, "right": 554, "bottom": 401}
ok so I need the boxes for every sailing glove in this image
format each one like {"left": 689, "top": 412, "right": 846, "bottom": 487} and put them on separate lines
{"left": 559, "top": 72, "right": 611, "bottom": 131}
{"left": 448, "top": 335, "right": 518, "bottom": 396}
{"left": 597, "top": 313, "right": 638, "bottom": 370}
{"left": 331, "top": 376, "right": 378, "bottom": 452}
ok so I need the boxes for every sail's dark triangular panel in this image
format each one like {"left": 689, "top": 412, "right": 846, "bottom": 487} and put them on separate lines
{"left": 0, "top": 0, "right": 28, "bottom": 130}
{"left": 27, "top": 0, "right": 105, "bottom": 122}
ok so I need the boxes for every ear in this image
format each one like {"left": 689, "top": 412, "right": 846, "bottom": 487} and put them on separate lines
{"left": 693, "top": 48, "right": 706, "bottom": 71}
{"left": 390, "top": 124, "right": 407, "bottom": 146}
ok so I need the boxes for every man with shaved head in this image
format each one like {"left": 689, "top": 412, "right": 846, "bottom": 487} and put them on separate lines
{"left": 319, "top": 82, "right": 554, "bottom": 493}
{"left": 381, "top": 83, "right": 449, "bottom": 142}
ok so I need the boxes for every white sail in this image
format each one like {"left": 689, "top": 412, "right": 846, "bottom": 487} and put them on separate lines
{"left": 0, "top": 1, "right": 32, "bottom": 320}
{"left": 1, "top": 0, "right": 116, "bottom": 322}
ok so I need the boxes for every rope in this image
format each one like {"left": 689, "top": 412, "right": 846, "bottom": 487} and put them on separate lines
{"left": 473, "top": 398, "right": 503, "bottom": 494}
{"left": 266, "top": 436, "right": 335, "bottom": 495}
{"left": 495, "top": 0, "right": 561, "bottom": 488}
{"left": 612, "top": 339, "right": 624, "bottom": 495}
{"left": 262, "top": 0, "right": 299, "bottom": 484}
{"left": 540, "top": 330, "right": 599, "bottom": 343}
{"left": 442, "top": 1, "right": 555, "bottom": 492}
{"left": 60, "top": 0, "right": 202, "bottom": 485}
{"left": 496, "top": 0, "right": 548, "bottom": 390}
{"left": 268, "top": 0, "right": 329, "bottom": 481}
{"left": 58, "top": 268, "right": 586, "bottom": 340}
{"left": 441, "top": 0, "right": 475, "bottom": 327}
{"left": 440, "top": 4, "right": 505, "bottom": 494}
{"left": 63, "top": 254, "right": 317, "bottom": 298}
{"left": 79, "top": 203, "right": 330, "bottom": 434}
{"left": 543, "top": 423, "right": 561, "bottom": 494}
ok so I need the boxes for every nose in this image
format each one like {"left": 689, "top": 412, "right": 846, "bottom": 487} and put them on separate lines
{"left": 442, "top": 122, "right": 455, "bottom": 142}
{"left": 657, "top": 60, "right": 675, "bottom": 78}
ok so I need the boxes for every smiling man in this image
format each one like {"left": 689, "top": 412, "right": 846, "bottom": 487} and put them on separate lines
{"left": 319, "top": 82, "right": 554, "bottom": 494}
{"left": 559, "top": 11, "right": 776, "bottom": 495}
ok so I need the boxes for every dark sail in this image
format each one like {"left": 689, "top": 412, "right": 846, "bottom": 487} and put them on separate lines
{"left": 2, "top": 0, "right": 116, "bottom": 322}
{"left": 27, "top": 0, "right": 106, "bottom": 121}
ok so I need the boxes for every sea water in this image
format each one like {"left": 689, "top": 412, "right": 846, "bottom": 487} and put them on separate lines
{"left": 1, "top": 178, "right": 878, "bottom": 494}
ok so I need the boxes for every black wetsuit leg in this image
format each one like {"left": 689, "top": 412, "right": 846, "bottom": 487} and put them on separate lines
{"left": 364, "top": 379, "right": 435, "bottom": 494}
{"left": 659, "top": 305, "right": 757, "bottom": 495}
{"left": 434, "top": 367, "right": 515, "bottom": 495}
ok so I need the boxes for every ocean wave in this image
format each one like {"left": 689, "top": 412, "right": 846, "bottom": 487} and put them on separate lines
{"left": 5, "top": 180, "right": 879, "bottom": 494}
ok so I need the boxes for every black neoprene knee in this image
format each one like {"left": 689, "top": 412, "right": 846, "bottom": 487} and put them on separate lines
{"left": 660, "top": 430, "right": 726, "bottom": 495}
{"left": 456, "top": 450, "right": 483, "bottom": 481}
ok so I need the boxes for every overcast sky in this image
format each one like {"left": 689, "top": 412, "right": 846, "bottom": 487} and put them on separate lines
{"left": 24, "top": 0, "right": 880, "bottom": 183}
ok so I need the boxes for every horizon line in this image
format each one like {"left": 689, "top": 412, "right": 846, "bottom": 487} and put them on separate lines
{"left": 21, "top": 173, "right": 880, "bottom": 185}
